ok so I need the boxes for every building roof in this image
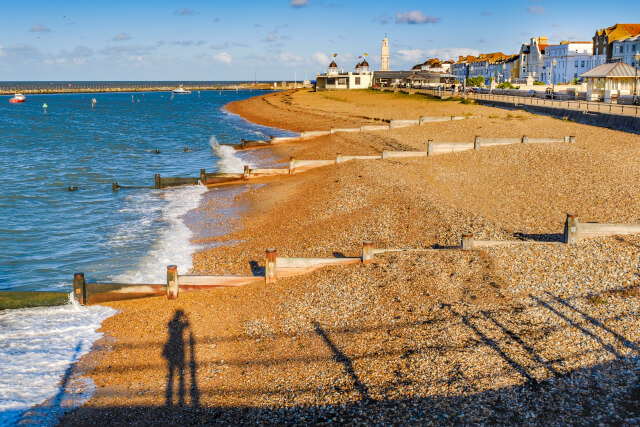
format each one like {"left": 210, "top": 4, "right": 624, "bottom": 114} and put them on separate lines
{"left": 373, "top": 71, "right": 455, "bottom": 79}
{"left": 360, "top": 59, "right": 369, "bottom": 67}
{"left": 596, "top": 23, "right": 640, "bottom": 42}
{"left": 580, "top": 61, "right": 638, "bottom": 78}
{"left": 329, "top": 60, "right": 337, "bottom": 68}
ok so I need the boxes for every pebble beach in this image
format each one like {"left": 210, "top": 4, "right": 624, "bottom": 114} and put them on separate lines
{"left": 61, "top": 89, "right": 640, "bottom": 425}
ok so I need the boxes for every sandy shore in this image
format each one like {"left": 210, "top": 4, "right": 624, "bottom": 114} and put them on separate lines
{"left": 62, "top": 89, "right": 640, "bottom": 425}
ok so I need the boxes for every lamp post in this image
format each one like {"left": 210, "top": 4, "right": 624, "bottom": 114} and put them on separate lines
{"left": 502, "top": 63, "right": 506, "bottom": 84}
{"left": 634, "top": 51, "right": 640, "bottom": 103}
{"left": 551, "top": 58, "right": 557, "bottom": 101}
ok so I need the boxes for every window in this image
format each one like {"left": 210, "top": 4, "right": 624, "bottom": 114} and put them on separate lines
{"left": 575, "top": 60, "right": 578, "bottom": 67}
{"left": 355, "top": 77, "right": 361, "bottom": 85}
{"left": 581, "top": 61, "right": 585, "bottom": 67}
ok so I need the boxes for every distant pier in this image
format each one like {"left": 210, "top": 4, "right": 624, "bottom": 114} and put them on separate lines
{"left": 0, "top": 82, "right": 279, "bottom": 95}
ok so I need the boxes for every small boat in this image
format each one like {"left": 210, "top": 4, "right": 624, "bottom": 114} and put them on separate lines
{"left": 171, "top": 86, "right": 191, "bottom": 94}
{"left": 9, "top": 93, "right": 26, "bottom": 103}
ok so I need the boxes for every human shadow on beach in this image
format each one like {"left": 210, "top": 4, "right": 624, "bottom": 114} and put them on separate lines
{"left": 163, "top": 310, "right": 200, "bottom": 407}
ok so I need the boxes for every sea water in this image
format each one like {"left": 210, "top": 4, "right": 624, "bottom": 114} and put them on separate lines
{"left": 0, "top": 90, "right": 295, "bottom": 424}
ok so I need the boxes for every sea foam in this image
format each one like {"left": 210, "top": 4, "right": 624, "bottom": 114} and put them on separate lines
{"left": 0, "top": 297, "right": 115, "bottom": 425}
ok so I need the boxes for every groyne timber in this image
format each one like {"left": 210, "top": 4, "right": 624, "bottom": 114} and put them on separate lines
{"left": 0, "top": 81, "right": 277, "bottom": 95}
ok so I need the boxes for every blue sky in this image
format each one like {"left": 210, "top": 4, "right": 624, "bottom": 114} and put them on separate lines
{"left": 0, "top": 0, "right": 637, "bottom": 81}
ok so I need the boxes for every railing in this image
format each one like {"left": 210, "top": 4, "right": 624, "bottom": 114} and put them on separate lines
{"left": 473, "top": 93, "right": 640, "bottom": 117}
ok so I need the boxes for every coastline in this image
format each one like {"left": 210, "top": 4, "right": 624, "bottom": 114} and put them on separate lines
{"left": 61, "top": 89, "right": 640, "bottom": 424}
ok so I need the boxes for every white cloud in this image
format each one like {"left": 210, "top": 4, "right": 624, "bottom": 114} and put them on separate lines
{"left": 290, "top": 0, "right": 308, "bottom": 7}
{"left": 29, "top": 24, "right": 51, "bottom": 33}
{"left": 0, "top": 45, "right": 4, "bottom": 57}
{"left": 395, "top": 11, "right": 439, "bottom": 24}
{"left": 526, "top": 6, "right": 545, "bottom": 14}
{"left": 397, "top": 48, "right": 481, "bottom": 63}
{"left": 312, "top": 51, "right": 329, "bottom": 65}
{"left": 265, "top": 32, "right": 278, "bottom": 42}
{"left": 278, "top": 52, "right": 303, "bottom": 66}
{"left": 174, "top": 8, "right": 197, "bottom": 15}
{"left": 113, "top": 32, "right": 131, "bottom": 41}
{"left": 214, "top": 51, "right": 232, "bottom": 64}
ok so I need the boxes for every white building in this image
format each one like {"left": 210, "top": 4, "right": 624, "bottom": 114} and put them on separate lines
{"left": 611, "top": 35, "right": 640, "bottom": 66}
{"left": 542, "top": 41, "right": 595, "bottom": 84}
{"left": 315, "top": 60, "right": 373, "bottom": 90}
{"left": 381, "top": 37, "right": 389, "bottom": 71}
{"left": 519, "top": 36, "right": 549, "bottom": 81}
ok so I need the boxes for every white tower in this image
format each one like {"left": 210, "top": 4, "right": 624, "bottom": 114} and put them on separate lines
{"left": 381, "top": 37, "right": 389, "bottom": 71}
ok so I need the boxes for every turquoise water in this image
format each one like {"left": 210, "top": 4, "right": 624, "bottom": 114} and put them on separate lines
{"left": 0, "top": 90, "right": 292, "bottom": 291}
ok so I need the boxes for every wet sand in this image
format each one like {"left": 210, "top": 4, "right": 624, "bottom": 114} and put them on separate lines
{"left": 62, "top": 89, "right": 640, "bottom": 425}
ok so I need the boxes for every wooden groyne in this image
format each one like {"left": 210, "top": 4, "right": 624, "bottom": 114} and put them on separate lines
{"left": 112, "top": 133, "right": 574, "bottom": 190}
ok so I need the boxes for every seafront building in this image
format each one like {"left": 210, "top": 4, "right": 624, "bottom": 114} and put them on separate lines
{"left": 315, "top": 59, "right": 373, "bottom": 90}
{"left": 581, "top": 61, "right": 639, "bottom": 101}
{"left": 542, "top": 41, "right": 595, "bottom": 84}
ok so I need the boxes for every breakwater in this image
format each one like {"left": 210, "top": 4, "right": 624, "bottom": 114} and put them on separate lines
{"left": 0, "top": 81, "right": 276, "bottom": 95}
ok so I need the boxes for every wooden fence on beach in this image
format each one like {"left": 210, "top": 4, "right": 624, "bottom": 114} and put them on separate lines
{"left": 4, "top": 212, "right": 640, "bottom": 309}
{"left": 113, "top": 133, "right": 576, "bottom": 190}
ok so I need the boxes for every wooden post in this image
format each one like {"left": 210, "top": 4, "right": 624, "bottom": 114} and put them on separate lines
{"left": 461, "top": 233, "right": 474, "bottom": 251}
{"left": 241, "top": 138, "right": 246, "bottom": 148}
{"left": 269, "top": 135, "right": 274, "bottom": 145}
{"left": 200, "top": 169, "right": 207, "bottom": 185}
{"left": 155, "top": 174, "right": 161, "bottom": 189}
{"left": 73, "top": 272, "right": 86, "bottom": 305}
{"left": 419, "top": 116, "right": 425, "bottom": 125}
{"left": 427, "top": 140, "right": 434, "bottom": 156}
{"left": 522, "top": 135, "right": 528, "bottom": 144}
{"left": 167, "top": 265, "right": 179, "bottom": 299}
{"left": 289, "top": 157, "right": 296, "bottom": 175}
{"left": 330, "top": 128, "right": 335, "bottom": 134}
{"left": 382, "top": 150, "right": 388, "bottom": 159}
{"left": 362, "top": 241, "right": 374, "bottom": 264}
{"left": 564, "top": 213, "right": 579, "bottom": 245}
{"left": 336, "top": 153, "right": 343, "bottom": 164}
{"left": 451, "top": 116, "right": 455, "bottom": 121}
{"left": 265, "top": 249, "right": 277, "bottom": 284}
{"left": 569, "top": 135, "right": 576, "bottom": 143}
{"left": 243, "top": 165, "right": 250, "bottom": 180}
{"left": 474, "top": 136, "right": 480, "bottom": 150}
{"left": 564, "top": 136, "right": 569, "bottom": 143}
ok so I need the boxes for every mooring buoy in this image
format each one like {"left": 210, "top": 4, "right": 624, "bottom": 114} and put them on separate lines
{"left": 68, "top": 186, "right": 78, "bottom": 191}
{"left": 155, "top": 149, "right": 161, "bottom": 154}
{"left": 184, "top": 146, "right": 190, "bottom": 152}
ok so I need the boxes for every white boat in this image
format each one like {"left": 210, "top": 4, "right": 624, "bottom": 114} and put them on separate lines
{"left": 9, "top": 93, "right": 26, "bottom": 103}
{"left": 171, "top": 86, "right": 191, "bottom": 94}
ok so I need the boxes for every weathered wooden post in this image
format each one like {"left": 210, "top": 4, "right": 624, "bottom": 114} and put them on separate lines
{"left": 155, "top": 174, "right": 162, "bottom": 189}
{"left": 427, "top": 140, "right": 434, "bottom": 156}
{"left": 265, "top": 249, "right": 277, "bottom": 284}
{"left": 336, "top": 153, "right": 343, "bottom": 164}
{"left": 289, "top": 157, "right": 296, "bottom": 175}
{"left": 73, "top": 272, "right": 86, "bottom": 305}
{"left": 241, "top": 138, "right": 246, "bottom": 149}
{"left": 269, "top": 135, "right": 274, "bottom": 145}
{"left": 382, "top": 150, "right": 388, "bottom": 159}
{"left": 200, "top": 169, "right": 207, "bottom": 185}
{"left": 474, "top": 136, "right": 480, "bottom": 150}
{"left": 522, "top": 135, "right": 529, "bottom": 144}
{"left": 167, "top": 265, "right": 179, "bottom": 299}
{"left": 112, "top": 182, "right": 120, "bottom": 191}
{"left": 360, "top": 125, "right": 365, "bottom": 132}
{"left": 563, "top": 136, "right": 569, "bottom": 143}
{"left": 569, "top": 135, "right": 576, "bottom": 143}
{"left": 362, "top": 241, "right": 374, "bottom": 264}
{"left": 564, "top": 213, "right": 579, "bottom": 245}
{"left": 244, "top": 165, "right": 250, "bottom": 181}
{"left": 451, "top": 116, "right": 455, "bottom": 121}
{"left": 330, "top": 128, "right": 335, "bottom": 134}
{"left": 461, "top": 233, "right": 474, "bottom": 251}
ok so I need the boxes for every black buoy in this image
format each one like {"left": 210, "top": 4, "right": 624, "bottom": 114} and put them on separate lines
{"left": 68, "top": 186, "right": 78, "bottom": 191}
{"left": 155, "top": 149, "right": 161, "bottom": 154}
